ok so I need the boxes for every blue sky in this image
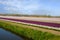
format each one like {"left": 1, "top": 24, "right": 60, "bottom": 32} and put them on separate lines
{"left": 0, "top": 0, "right": 60, "bottom": 16}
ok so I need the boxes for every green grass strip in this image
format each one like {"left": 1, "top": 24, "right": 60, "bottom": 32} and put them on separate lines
{"left": 0, "top": 20, "right": 60, "bottom": 40}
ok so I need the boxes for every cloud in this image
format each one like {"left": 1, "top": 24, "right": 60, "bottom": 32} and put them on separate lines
{"left": 0, "top": 0, "right": 60, "bottom": 16}
{"left": 2, "top": 0, "right": 42, "bottom": 14}
{"left": 0, "top": 0, "right": 41, "bottom": 14}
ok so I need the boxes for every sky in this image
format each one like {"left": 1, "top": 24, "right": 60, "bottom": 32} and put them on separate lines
{"left": 0, "top": 0, "right": 60, "bottom": 16}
